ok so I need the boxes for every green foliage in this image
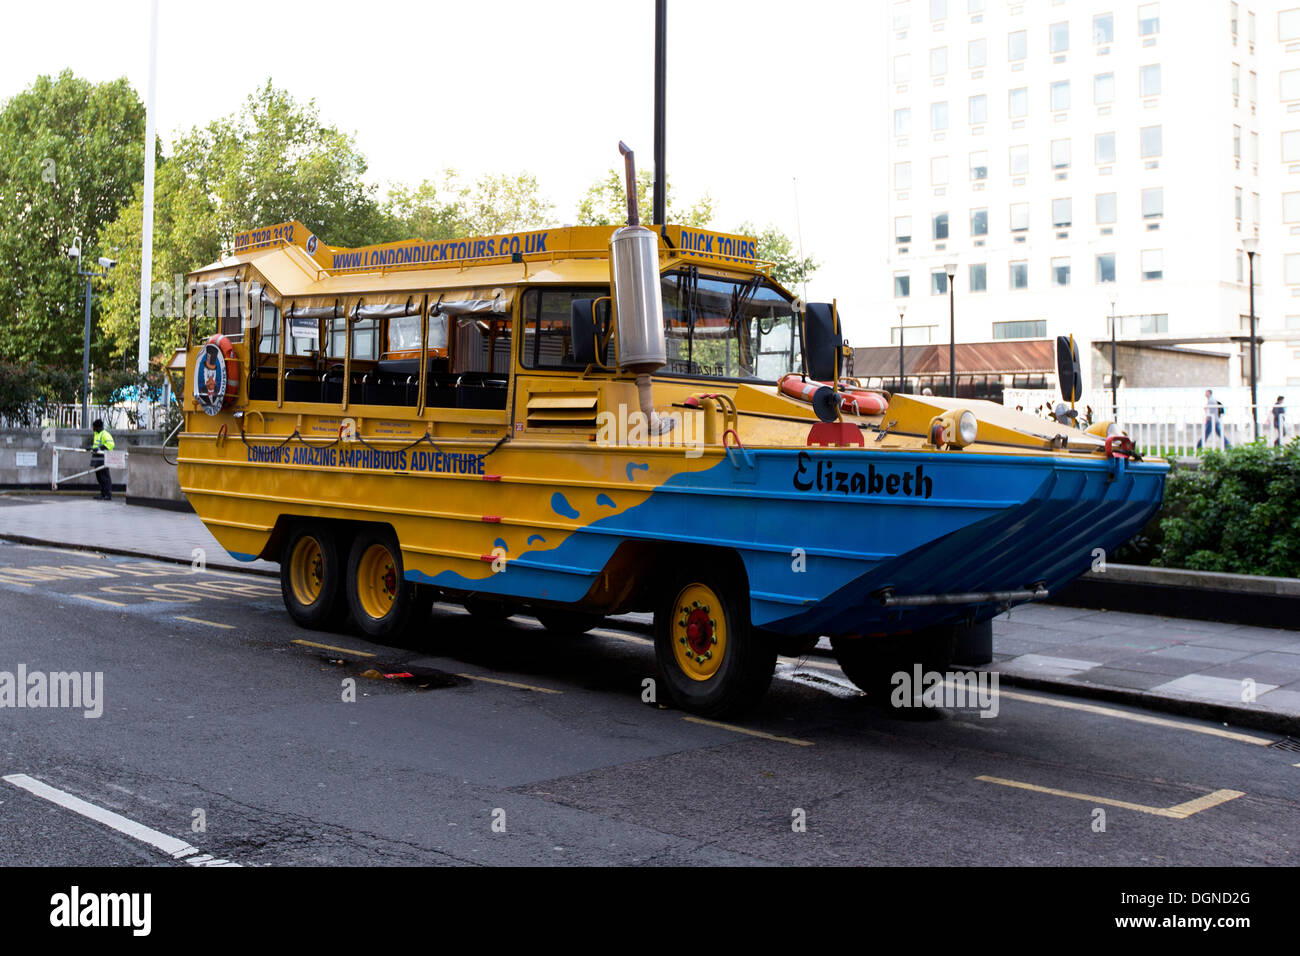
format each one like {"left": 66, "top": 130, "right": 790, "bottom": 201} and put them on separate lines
{"left": 734, "top": 221, "right": 818, "bottom": 292}
{"left": 0, "top": 70, "right": 147, "bottom": 369}
{"left": 577, "top": 168, "right": 714, "bottom": 228}
{"left": 0, "top": 362, "right": 79, "bottom": 426}
{"left": 1151, "top": 441, "right": 1300, "bottom": 577}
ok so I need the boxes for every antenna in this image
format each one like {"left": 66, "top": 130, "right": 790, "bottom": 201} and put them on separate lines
{"left": 793, "top": 177, "right": 808, "bottom": 303}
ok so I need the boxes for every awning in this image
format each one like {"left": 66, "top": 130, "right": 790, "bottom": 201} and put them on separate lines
{"left": 853, "top": 339, "right": 1054, "bottom": 377}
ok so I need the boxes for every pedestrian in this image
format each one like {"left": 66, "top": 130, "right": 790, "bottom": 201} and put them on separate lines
{"left": 1273, "top": 396, "right": 1288, "bottom": 447}
{"left": 89, "top": 418, "right": 115, "bottom": 500}
{"left": 1196, "top": 389, "right": 1230, "bottom": 450}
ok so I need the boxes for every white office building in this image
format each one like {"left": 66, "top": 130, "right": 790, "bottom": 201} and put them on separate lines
{"left": 874, "top": 0, "right": 1300, "bottom": 412}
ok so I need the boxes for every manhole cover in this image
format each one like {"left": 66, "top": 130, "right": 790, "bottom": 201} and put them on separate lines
{"left": 1268, "top": 737, "right": 1300, "bottom": 752}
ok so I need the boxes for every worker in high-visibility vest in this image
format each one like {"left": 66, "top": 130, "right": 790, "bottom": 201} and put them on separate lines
{"left": 89, "top": 419, "right": 115, "bottom": 500}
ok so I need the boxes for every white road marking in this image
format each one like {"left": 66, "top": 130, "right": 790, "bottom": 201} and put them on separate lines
{"left": 3, "top": 773, "right": 241, "bottom": 866}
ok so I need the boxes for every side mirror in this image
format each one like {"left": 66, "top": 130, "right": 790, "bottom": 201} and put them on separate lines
{"left": 804, "top": 302, "right": 845, "bottom": 383}
{"left": 570, "top": 298, "right": 610, "bottom": 366}
{"left": 1055, "top": 334, "right": 1082, "bottom": 403}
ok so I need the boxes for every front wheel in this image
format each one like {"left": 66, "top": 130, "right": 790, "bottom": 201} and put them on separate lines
{"left": 653, "top": 566, "right": 775, "bottom": 717}
{"left": 346, "top": 529, "right": 415, "bottom": 639}
{"left": 280, "top": 524, "right": 348, "bottom": 630}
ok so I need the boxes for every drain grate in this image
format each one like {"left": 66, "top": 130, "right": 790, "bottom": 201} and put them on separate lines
{"left": 1268, "top": 737, "right": 1300, "bottom": 752}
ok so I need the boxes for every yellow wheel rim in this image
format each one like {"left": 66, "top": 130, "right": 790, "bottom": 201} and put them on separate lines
{"left": 289, "top": 536, "right": 324, "bottom": 607}
{"left": 671, "top": 583, "right": 727, "bottom": 681}
{"left": 356, "top": 543, "right": 400, "bottom": 621}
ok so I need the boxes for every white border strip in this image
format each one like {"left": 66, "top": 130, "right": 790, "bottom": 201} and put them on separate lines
{"left": 3, "top": 773, "right": 239, "bottom": 866}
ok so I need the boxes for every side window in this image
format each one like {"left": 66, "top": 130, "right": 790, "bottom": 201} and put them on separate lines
{"left": 520, "top": 287, "right": 611, "bottom": 370}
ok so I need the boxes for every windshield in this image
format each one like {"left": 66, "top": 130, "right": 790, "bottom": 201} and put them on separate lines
{"left": 661, "top": 269, "right": 802, "bottom": 381}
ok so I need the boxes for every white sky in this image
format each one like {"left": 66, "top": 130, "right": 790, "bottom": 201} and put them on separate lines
{"left": 1, "top": 0, "right": 888, "bottom": 338}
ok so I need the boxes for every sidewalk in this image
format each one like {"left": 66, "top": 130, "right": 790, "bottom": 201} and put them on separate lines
{"left": 1, "top": 493, "right": 1297, "bottom": 734}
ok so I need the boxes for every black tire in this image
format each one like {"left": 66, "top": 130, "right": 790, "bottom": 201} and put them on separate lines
{"left": 535, "top": 609, "right": 603, "bottom": 635}
{"left": 463, "top": 597, "right": 512, "bottom": 621}
{"left": 653, "top": 564, "right": 775, "bottom": 717}
{"left": 345, "top": 528, "right": 415, "bottom": 640}
{"left": 831, "top": 623, "right": 958, "bottom": 704}
{"left": 280, "top": 524, "right": 348, "bottom": 630}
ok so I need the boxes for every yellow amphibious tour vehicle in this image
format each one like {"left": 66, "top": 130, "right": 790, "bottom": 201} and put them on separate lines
{"left": 177, "top": 147, "right": 1166, "bottom": 715}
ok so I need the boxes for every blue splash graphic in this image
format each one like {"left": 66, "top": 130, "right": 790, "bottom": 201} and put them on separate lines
{"left": 527, "top": 534, "right": 546, "bottom": 546}
{"left": 494, "top": 538, "right": 508, "bottom": 551}
{"left": 550, "top": 492, "right": 580, "bottom": 519}
{"left": 596, "top": 494, "right": 616, "bottom": 508}
{"left": 625, "top": 462, "right": 649, "bottom": 481}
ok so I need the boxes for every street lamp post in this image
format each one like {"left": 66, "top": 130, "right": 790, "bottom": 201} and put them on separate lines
{"left": 1242, "top": 237, "right": 1259, "bottom": 442}
{"left": 67, "top": 238, "right": 117, "bottom": 428}
{"left": 1109, "top": 294, "right": 1118, "bottom": 422}
{"left": 897, "top": 306, "right": 906, "bottom": 393}
{"left": 945, "top": 262, "right": 958, "bottom": 398}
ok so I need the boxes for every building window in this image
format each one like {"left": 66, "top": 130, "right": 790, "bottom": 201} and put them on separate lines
{"left": 894, "top": 272, "right": 911, "bottom": 297}
{"left": 932, "top": 156, "right": 950, "bottom": 185}
{"left": 894, "top": 54, "right": 911, "bottom": 83}
{"left": 1233, "top": 125, "right": 1242, "bottom": 159}
{"left": 1095, "top": 132, "right": 1115, "bottom": 164}
{"left": 1094, "top": 13, "right": 1113, "bottom": 44}
{"left": 1282, "top": 8, "right": 1300, "bottom": 42}
{"left": 894, "top": 108, "right": 911, "bottom": 136}
{"left": 1284, "top": 192, "right": 1300, "bottom": 223}
{"left": 1009, "top": 261, "right": 1029, "bottom": 290}
{"left": 931, "top": 268, "right": 949, "bottom": 294}
{"left": 894, "top": 1, "right": 911, "bottom": 30}
{"left": 1118, "top": 313, "right": 1168, "bottom": 335}
{"left": 1140, "top": 64, "right": 1161, "bottom": 97}
{"left": 1235, "top": 187, "right": 1243, "bottom": 220}
{"left": 1251, "top": 191, "right": 1259, "bottom": 227}
{"left": 968, "top": 0, "right": 984, "bottom": 12}
{"left": 1010, "top": 202, "right": 1029, "bottom": 232}
{"left": 1282, "top": 70, "right": 1300, "bottom": 102}
{"left": 891, "top": 325, "right": 937, "bottom": 345}
{"left": 968, "top": 37, "right": 987, "bottom": 69}
{"left": 1051, "top": 80, "right": 1071, "bottom": 111}
{"left": 969, "top": 263, "right": 987, "bottom": 291}
{"left": 1096, "top": 253, "right": 1116, "bottom": 283}
{"left": 931, "top": 101, "right": 949, "bottom": 130}
{"left": 1138, "top": 3, "right": 1159, "bottom": 36}
{"left": 1231, "top": 62, "right": 1240, "bottom": 98}
{"left": 933, "top": 211, "right": 949, "bottom": 239}
{"left": 1051, "top": 257, "right": 1071, "bottom": 286}
{"left": 1053, "top": 197, "right": 1072, "bottom": 227}
{"left": 1050, "top": 20, "right": 1069, "bottom": 53}
{"left": 1096, "top": 192, "right": 1117, "bottom": 224}
{"left": 1095, "top": 72, "right": 1115, "bottom": 104}
{"left": 895, "top": 161, "right": 912, "bottom": 189}
{"left": 1249, "top": 70, "right": 1257, "bottom": 104}
{"left": 931, "top": 0, "right": 947, "bottom": 21}
{"left": 969, "top": 94, "right": 987, "bottom": 124}
{"left": 994, "top": 319, "right": 1044, "bottom": 338}
{"left": 1250, "top": 131, "right": 1259, "bottom": 164}
{"left": 1009, "top": 145, "right": 1029, "bottom": 175}
{"left": 1008, "top": 29, "right": 1027, "bottom": 62}
{"left": 1052, "top": 138, "right": 1071, "bottom": 169}
{"left": 895, "top": 216, "right": 912, "bottom": 243}
{"left": 1141, "top": 249, "right": 1163, "bottom": 280}
{"left": 931, "top": 46, "right": 948, "bottom": 76}
{"left": 1283, "top": 130, "right": 1300, "bottom": 162}
{"left": 1009, "top": 87, "right": 1028, "bottom": 118}
{"left": 1140, "top": 125, "right": 1162, "bottom": 157}
{"left": 1286, "top": 254, "right": 1300, "bottom": 286}
{"left": 971, "top": 207, "right": 988, "bottom": 235}
{"left": 970, "top": 150, "right": 988, "bottom": 180}
{"left": 1142, "top": 187, "right": 1163, "bottom": 219}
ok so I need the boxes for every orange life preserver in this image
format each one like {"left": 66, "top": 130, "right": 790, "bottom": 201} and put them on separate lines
{"left": 779, "top": 373, "right": 889, "bottom": 417}
{"left": 203, "top": 333, "right": 240, "bottom": 408}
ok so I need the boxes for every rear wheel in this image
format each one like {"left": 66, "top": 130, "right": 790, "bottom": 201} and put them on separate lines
{"left": 535, "top": 610, "right": 603, "bottom": 635}
{"left": 653, "top": 566, "right": 775, "bottom": 717}
{"left": 831, "top": 623, "right": 958, "bottom": 704}
{"left": 280, "top": 524, "right": 347, "bottom": 630}
{"left": 346, "top": 529, "right": 415, "bottom": 639}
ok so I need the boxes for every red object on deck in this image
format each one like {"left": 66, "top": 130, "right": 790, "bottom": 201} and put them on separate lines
{"left": 807, "top": 422, "right": 865, "bottom": 447}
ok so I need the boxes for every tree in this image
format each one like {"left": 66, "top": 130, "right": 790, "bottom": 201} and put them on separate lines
{"left": 99, "top": 81, "right": 391, "bottom": 359}
{"left": 734, "top": 221, "right": 818, "bottom": 292}
{"left": 462, "top": 172, "right": 555, "bottom": 235}
{"left": 384, "top": 170, "right": 555, "bottom": 240}
{"left": 384, "top": 173, "right": 469, "bottom": 241}
{"left": 0, "top": 70, "right": 146, "bottom": 370}
{"left": 576, "top": 168, "right": 714, "bottom": 228}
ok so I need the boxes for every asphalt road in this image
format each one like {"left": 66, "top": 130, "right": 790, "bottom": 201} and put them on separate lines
{"left": 0, "top": 539, "right": 1296, "bottom": 866}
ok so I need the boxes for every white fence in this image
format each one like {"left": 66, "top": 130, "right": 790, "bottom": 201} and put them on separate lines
{"left": 1003, "top": 388, "right": 1296, "bottom": 457}
{"left": 0, "top": 403, "right": 171, "bottom": 431}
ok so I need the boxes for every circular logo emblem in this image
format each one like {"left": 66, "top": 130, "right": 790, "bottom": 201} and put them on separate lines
{"left": 306, "top": 234, "right": 318, "bottom": 255}
{"left": 194, "top": 343, "right": 228, "bottom": 416}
